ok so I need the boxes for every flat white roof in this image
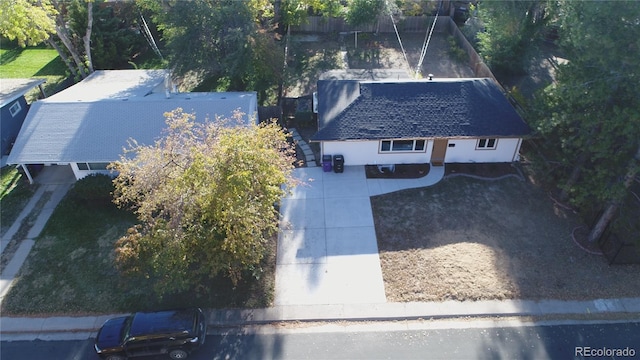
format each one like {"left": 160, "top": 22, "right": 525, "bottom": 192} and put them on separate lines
{"left": 44, "top": 69, "right": 168, "bottom": 102}
{"left": 7, "top": 70, "right": 258, "bottom": 164}
{"left": 0, "top": 78, "right": 46, "bottom": 107}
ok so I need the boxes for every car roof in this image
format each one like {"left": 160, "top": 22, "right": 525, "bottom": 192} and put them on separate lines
{"left": 129, "top": 309, "right": 198, "bottom": 337}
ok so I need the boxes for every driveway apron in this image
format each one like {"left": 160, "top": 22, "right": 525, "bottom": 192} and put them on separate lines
{"left": 275, "top": 167, "right": 387, "bottom": 305}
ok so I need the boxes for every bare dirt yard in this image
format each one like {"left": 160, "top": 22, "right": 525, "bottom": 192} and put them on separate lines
{"left": 371, "top": 173, "right": 640, "bottom": 302}
{"left": 284, "top": 31, "right": 473, "bottom": 98}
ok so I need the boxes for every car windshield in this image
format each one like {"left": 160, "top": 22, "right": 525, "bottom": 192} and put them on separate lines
{"left": 121, "top": 315, "right": 134, "bottom": 342}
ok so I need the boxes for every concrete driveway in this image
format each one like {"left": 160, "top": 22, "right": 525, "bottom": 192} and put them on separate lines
{"left": 275, "top": 165, "right": 444, "bottom": 305}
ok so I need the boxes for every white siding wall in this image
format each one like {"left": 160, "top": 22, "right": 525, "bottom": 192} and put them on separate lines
{"left": 321, "top": 138, "right": 523, "bottom": 165}
{"left": 323, "top": 140, "right": 432, "bottom": 166}
{"left": 444, "top": 138, "right": 522, "bottom": 163}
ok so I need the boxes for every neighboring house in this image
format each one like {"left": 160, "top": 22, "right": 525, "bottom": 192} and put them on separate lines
{"left": 311, "top": 76, "right": 530, "bottom": 166}
{"left": 7, "top": 70, "right": 258, "bottom": 183}
{"left": 0, "top": 78, "right": 46, "bottom": 163}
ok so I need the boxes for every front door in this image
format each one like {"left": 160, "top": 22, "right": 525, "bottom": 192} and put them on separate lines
{"left": 430, "top": 139, "right": 448, "bottom": 166}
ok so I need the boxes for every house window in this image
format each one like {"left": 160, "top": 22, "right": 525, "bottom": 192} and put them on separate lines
{"left": 477, "top": 138, "right": 497, "bottom": 150}
{"left": 88, "top": 162, "right": 109, "bottom": 170}
{"left": 77, "top": 162, "right": 110, "bottom": 170}
{"left": 392, "top": 140, "right": 414, "bottom": 151}
{"left": 9, "top": 102, "right": 22, "bottom": 117}
{"left": 379, "top": 139, "right": 427, "bottom": 153}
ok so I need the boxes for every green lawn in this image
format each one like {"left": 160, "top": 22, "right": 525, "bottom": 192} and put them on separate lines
{"left": 0, "top": 167, "right": 36, "bottom": 237}
{"left": 0, "top": 45, "right": 68, "bottom": 100}
{"left": 1, "top": 183, "right": 276, "bottom": 315}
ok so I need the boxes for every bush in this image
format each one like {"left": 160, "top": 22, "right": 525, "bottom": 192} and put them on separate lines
{"left": 69, "top": 174, "right": 114, "bottom": 206}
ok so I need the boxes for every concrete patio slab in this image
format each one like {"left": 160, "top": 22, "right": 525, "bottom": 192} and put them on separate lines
{"left": 323, "top": 179, "right": 370, "bottom": 198}
{"left": 289, "top": 166, "right": 324, "bottom": 183}
{"left": 275, "top": 256, "right": 386, "bottom": 305}
{"left": 323, "top": 197, "right": 374, "bottom": 228}
{"left": 321, "top": 258, "right": 386, "bottom": 304}
{"left": 277, "top": 228, "right": 327, "bottom": 265}
{"left": 279, "top": 198, "right": 325, "bottom": 230}
{"left": 275, "top": 262, "right": 332, "bottom": 305}
{"left": 286, "top": 181, "right": 324, "bottom": 199}
{"left": 275, "top": 165, "right": 444, "bottom": 306}
{"left": 325, "top": 226, "right": 379, "bottom": 258}
{"left": 321, "top": 166, "right": 366, "bottom": 182}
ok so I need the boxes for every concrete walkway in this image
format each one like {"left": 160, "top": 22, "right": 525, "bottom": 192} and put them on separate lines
{"left": 2, "top": 297, "right": 639, "bottom": 340}
{"left": 0, "top": 166, "right": 73, "bottom": 306}
{"left": 275, "top": 165, "right": 444, "bottom": 306}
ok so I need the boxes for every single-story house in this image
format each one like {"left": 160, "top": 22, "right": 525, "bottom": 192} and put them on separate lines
{"left": 311, "top": 77, "right": 530, "bottom": 166}
{"left": 1, "top": 78, "right": 46, "bottom": 162}
{"left": 7, "top": 70, "right": 257, "bottom": 183}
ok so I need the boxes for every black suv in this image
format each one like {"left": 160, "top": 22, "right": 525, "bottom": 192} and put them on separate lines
{"left": 94, "top": 308, "right": 207, "bottom": 360}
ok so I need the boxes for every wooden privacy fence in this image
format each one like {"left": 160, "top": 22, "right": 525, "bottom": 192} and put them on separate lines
{"left": 292, "top": 15, "right": 450, "bottom": 33}
{"left": 444, "top": 17, "right": 498, "bottom": 84}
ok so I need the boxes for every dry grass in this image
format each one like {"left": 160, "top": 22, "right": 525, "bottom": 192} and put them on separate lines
{"left": 371, "top": 176, "right": 640, "bottom": 302}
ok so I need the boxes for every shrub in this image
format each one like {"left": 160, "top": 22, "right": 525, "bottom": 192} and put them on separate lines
{"left": 69, "top": 174, "right": 114, "bottom": 206}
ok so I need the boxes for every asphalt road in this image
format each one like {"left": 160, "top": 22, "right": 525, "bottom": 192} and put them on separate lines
{"left": 2, "top": 320, "right": 639, "bottom": 360}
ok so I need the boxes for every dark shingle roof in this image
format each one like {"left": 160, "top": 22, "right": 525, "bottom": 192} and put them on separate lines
{"left": 312, "top": 78, "right": 530, "bottom": 141}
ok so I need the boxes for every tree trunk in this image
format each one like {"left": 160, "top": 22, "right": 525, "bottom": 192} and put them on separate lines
{"left": 83, "top": 1, "right": 94, "bottom": 73}
{"left": 47, "top": 37, "right": 79, "bottom": 78}
{"left": 559, "top": 152, "right": 589, "bottom": 202}
{"left": 56, "top": 23, "right": 88, "bottom": 78}
{"left": 52, "top": 0, "right": 87, "bottom": 78}
{"left": 588, "top": 145, "right": 640, "bottom": 243}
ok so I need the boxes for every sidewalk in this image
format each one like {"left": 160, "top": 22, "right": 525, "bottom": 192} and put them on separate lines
{"left": 0, "top": 166, "right": 73, "bottom": 305}
{"left": 2, "top": 298, "right": 640, "bottom": 340}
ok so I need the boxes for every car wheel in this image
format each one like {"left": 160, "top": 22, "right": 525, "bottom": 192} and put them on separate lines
{"left": 105, "top": 355, "right": 126, "bottom": 360}
{"left": 169, "top": 349, "right": 188, "bottom": 359}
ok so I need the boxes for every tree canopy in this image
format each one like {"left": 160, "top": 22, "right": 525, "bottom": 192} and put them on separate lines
{"left": 0, "top": 0, "right": 95, "bottom": 78}
{"left": 531, "top": 0, "right": 640, "bottom": 241}
{"left": 345, "top": 0, "right": 386, "bottom": 27}
{"left": 476, "top": 0, "right": 548, "bottom": 76}
{"left": 111, "top": 109, "right": 296, "bottom": 297}
{"left": 0, "top": 0, "right": 56, "bottom": 46}
{"left": 138, "top": 0, "right": 283, "bottom": 103}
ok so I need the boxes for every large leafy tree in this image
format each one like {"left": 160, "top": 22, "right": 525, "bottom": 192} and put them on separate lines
{"left": 345, "top": 0, "right": 385, "bottom": 27}
{"left": 532, "top": 1, "right": 640, "bottom": 242}
{"left": 67, "top": 1, "right": 147, "bottom": 69}
{"left": 139, "top": 0, "right": 283, "bottom": 102}
{"left": 476, "top": 0, "right": 548, "bottom": 76}
{"left": 0, "top": 0, "right": 55, "bottom": 46}
{"left": 111, "top": 109, "right": 295, "bottom": 296}
{"left": 0, "top": 0, "right": 94, "bottom": 78}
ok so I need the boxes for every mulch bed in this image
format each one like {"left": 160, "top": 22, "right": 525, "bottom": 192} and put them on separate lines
{"left": 445, "top": 163, "right": 520, "bottom": 178}
{"left": 364, "top": 162, "right": 520, "bottom": 179}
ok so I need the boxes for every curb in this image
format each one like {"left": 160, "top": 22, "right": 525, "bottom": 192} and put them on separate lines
{"left": 206, "top": 298, "right": 640, "bottom": 326}
{"left": 2, "top": 298, "right": 639, "bottom": 340}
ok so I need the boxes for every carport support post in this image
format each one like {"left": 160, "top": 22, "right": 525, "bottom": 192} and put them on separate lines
{"left": 21, "top": 164, "right": 34, "bottom": 184}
